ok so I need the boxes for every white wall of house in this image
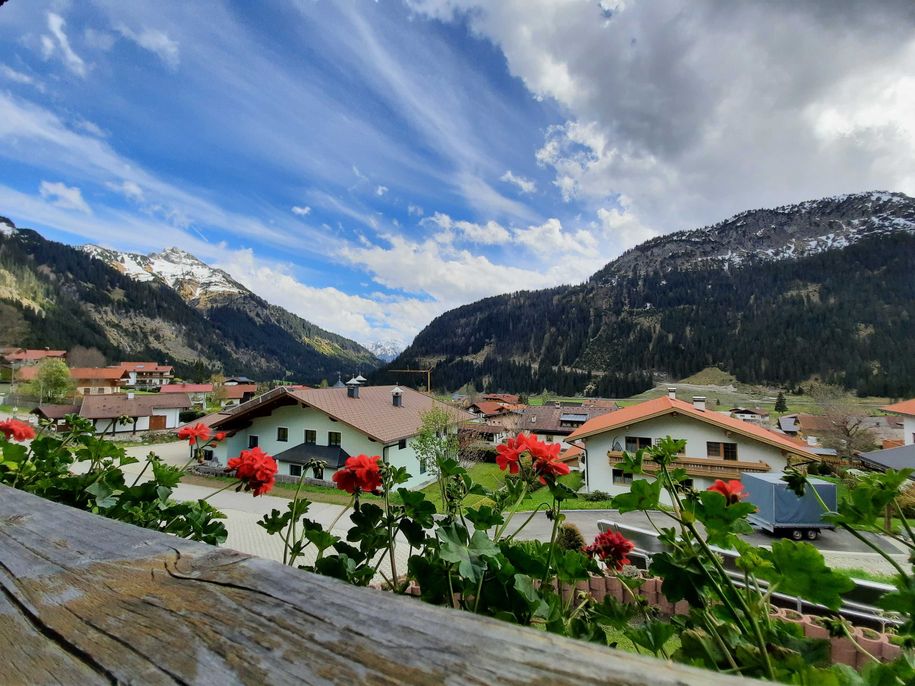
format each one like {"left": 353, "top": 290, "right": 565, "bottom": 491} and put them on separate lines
{"left": 582, "top": 414, "right": 791, "bottom": 495}
{"left": 211, "top": 404, "right": 434, "bottom": 489}
{"left": 903, "top": 416, "right": 915, "bottom": 446}
{"left": 89, "top": 407, "right": 182, "bottom": 434}
{"left": 523, "top": 431, "right": 576, "bottom": 450}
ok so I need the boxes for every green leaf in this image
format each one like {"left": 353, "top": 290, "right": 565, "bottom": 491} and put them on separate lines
{"left": 612, "top": 478, "right": 661, "bottom": 513}
{"left": 628, "top": 620, "right": 677, "bottom": 656}
{"left": 755, "top": 540, "right": 854, "bottom": 610}
{"left": 84, "top": 480, "right": 120, "bottom": 509}
{"left": 437, "top": 523, "right": 500, "bottom": 583}
{"left": 465, "top": 505, "right": 504, "bottom": 530}
{"left": 695, "top": 490, "right": 755, "bottom": 546}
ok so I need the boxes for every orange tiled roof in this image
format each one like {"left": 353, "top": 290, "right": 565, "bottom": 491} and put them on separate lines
{"left": 17, "top": 366, "right": 129, "bottom": 381}
{"left": 161, "top": 383, "right": 214, "bottom": 393}
{"left": 567, "top": 396, "right": 819, "bottom": 460}
{"left": 119, "top": 362, "right": 174, "bottom": 373}
{"left": 471, "top": 401, "right": 515, "bottom": 417}
{"left": 4, "top": 349, "right": 66, "bottom": 362}
{"left": 883, "top": 399, "right": 915, "bottom": 417}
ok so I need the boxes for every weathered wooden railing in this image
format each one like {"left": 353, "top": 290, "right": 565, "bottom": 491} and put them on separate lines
{"left": 608, "top": 451, "right": 772, "bottom": 480}
{"left": 0, "top": 485, "right": 765, "bottom": 685}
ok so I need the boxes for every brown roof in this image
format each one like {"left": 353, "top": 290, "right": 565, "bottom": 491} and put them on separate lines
{"left": 223, "top": 383, "right": 257, "bottom": 399}
{"left": 482, "top": 393, "right": 521, "bottom": 404}
{"left": 568, "top": 396, "right": 819, "bottom": 460}
{"left": 470, "top": 401, "right": 515, "bottom": 417}
{"left": 212, "top": 385, "right": 471, "bottom": 444}
{"left": 883, "top": 399, "right": 915, "bottom": 417}
{"left": 79, "top": 393, "right": 191, "bottom": 419}
{"left": 519, "top": 405, "right": 616, "bottom": 435}
{"left": 119, "top": 362, "right": 174, "bottom": 373}
{"left": 4, "top": 349, "right": 67, "bottom": 362}
{"left": 19, "top": 366, "right": 130, "bottom": 382}
{"left": 31, "top": 404, "right": 81, "bottom": 419}
{"left": 161, "top": 383, "right": 214, "bottom": 393}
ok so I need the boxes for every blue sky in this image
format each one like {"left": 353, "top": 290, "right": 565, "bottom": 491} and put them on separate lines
{"left": 2, "top": 1, "right": 914, "bottom": 348}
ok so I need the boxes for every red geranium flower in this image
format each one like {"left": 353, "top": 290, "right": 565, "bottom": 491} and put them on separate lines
{"left": 227, "top": 446, "right": 277, "bottom": 496}
{"left": 585, "top": 530, "right": 635, "bottom": 571}
{"left": 707, "top": 479, "right": 747, "bottom": 505}
{"left": 496, "top": 434, "right": 527, "bottom": 474}
{"left": 0, "top": 419, "right": 35, "bottom": 442}
{"left": 177, "top": 422, "right": 211, "bottom": 446}
{"left": 214, "top": 432, "right": 226, "bottom": 442}
{"left": 332, "top": 454, "right": 383, "bottom": 494}
{"left": 524, "top": 435, "right": 570, "bottom": 484}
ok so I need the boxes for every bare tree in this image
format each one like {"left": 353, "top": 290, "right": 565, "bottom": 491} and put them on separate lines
{"left": 809, "top": 383, "right": 877, "bottom": 459}
{"left": 68, "top": 345, "right": 106, "bottom": 367}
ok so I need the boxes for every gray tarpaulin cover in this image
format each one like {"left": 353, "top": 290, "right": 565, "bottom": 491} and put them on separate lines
{"left": 743, "top": 472, "right": 837, "bottom": 528}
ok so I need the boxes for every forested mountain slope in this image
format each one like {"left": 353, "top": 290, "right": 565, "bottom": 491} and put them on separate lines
{"left": 378, "top": 192, "right": 915, "bottom": 396}
{"left": 0, "top": 223, "right": 379, "bottom": 382}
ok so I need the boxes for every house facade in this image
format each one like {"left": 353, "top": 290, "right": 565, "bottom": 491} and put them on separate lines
{"left": 118, "top": 362, "right": 174, "bottom": 390}
{"left": 34, "top": 393, "right": 191, "bottom": 433}
{"left": 568, "top": 395, "right": 819, "bottom": 497}
{"left": 160, "top": 383, "right": 213, "bottom": 409}
{"left": 208, "top": 384, "right": 468, "bottom": 489}
{"left": 517, "top": 404, "right": 617, "bottom": 450}
{"left": 17, "top": 366, "right": 130, "bottom": 395}
{"left": 883, "top": 399, "right": 915, "bottom": 446}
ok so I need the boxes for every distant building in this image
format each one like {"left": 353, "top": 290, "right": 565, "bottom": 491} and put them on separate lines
{"left": 118, "top": 362, "right": 174, "bottom": 390}
{"left": 219, "top": 383, "right": 257, "bottom": 407}
{"left": 206, "top": 384, "right": 469, "bottom": 488}
{"left": 518, "top": 404, "right": 618, "bottom": 450}
{"left": 481, "top": 393, "right": 521, "bottom": 405}
{"left": 17, "top": 366, "right": 130, "bottom": 396}
{"left": 568, "top": 394, "right": 819, "bottom": 496}
{"left": 729, "top": 407, "right": 770, "bottom": 424}
{"left": 883, "top": 399, "right": 915, "bottom": 446}
{"left": 2, "top": 348, "right": 67, "bottom": 365}
{"left": 32, "top": 392, "right": 191, "bottom": 433}
{"left": 160, "top": 383, "right": 214, "bottom": 408}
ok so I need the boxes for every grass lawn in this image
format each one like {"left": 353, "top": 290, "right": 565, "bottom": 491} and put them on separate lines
{"left": 181, "top": 473, "right": 383, "bottom": 507}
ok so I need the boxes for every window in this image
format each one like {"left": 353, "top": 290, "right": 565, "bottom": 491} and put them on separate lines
{"left": 277, "top": 427, "right": 289, "bottom": 442}
{"left": 328, "top": 431, "right": 341, "bottom": 447}
{"left": 398, "top": 438, "right": 407, "bottom": 450}
{"left": 612, "top": 469, "right": 633, "bottom": 485}
{"left": 304, "top": 430, "right": 316, "bottom": 444}
{"left": 419, "top": 457, "right": 427, "bottom": 475}
{"left": 289, "top": 464, "right": 302, "bottom": 477}
{"left": 625, "top": 436, "right": 652, "bottom": 452}
{"left": 707, "top": 442, "right": 738, "bottom": 461}
{"left": 248, "top": 435, "right": 259, "bottom": 449}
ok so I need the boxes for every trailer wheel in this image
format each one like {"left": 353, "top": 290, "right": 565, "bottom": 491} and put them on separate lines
{"left": 790, "top": 529, "right": 804, "bottom": 541}
{"left": 805, "top": 529, "right": 819, "bottom": 541}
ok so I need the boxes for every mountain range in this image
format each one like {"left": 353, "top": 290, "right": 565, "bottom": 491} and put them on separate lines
{"left": 377, "top": 191, "right": 915, "bottom": 397}
{"left": 0, "top": 219, "right": 380, "bottom": 382}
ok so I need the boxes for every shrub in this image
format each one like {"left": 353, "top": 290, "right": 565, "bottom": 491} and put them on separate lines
{"left": 179, "top": 409, "right": 206, "bottom": 423}
{"left": 556, "top": 522, "right": 586, "bottom": 551}
{"left": 583, "top": 490, "right": 611, "bottom": 502}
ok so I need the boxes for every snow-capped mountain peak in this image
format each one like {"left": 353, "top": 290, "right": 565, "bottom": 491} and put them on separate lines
{"left": 368, "top": 340, "right": 403, "bottom": 362}
{"left": 81, "top": 244, "right": 246, "bottom": 301}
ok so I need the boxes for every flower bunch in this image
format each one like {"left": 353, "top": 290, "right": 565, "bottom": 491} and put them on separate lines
{"left": 496, "top": 433, "right": 571, "bottom": 484}
{"left": 0, "top": 419, "right": 36, "bottom": 442}
{"left": 707, "top": 479, "right": 747, "bottom": 505}
{"left": 584, "top": 530, "right": 635, "bottom": 571}
{"left": 177, "top": 423, "right": 224, "bottom": 446}
{"left": 332, "top": 454, "right": 383, "bottom": 494}
{"left": 227, "top": 446, "right": 277, "bottom": 496}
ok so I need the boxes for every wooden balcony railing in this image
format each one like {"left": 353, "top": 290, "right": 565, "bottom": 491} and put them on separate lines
{"left": 0, "top": 484, "right": 765, "bottom": 685}
{"left": 608, "top": 452, "right": 771, "bottom": 480}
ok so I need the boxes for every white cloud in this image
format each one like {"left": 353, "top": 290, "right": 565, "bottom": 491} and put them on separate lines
{"left": 499, "top": 169, "right": 536, "bottom": 194}
{"left": 423, "top": 212, "right": 511, "bottom": 245}
{"left": 291, "top": 205, "right": 312, "bottom": 216}
{"left": 39, "top": 181, "right": 91, "bottom": 214}
{"left": 75, "top": 119, "right": 107, "bottom": 138}
{"left": 84, "top": 28, "right": 116, "bottom": 51}
{"left": 116, "top": 25, "right": 180, "bottom": 69}
{"left": 46, "top": 13, "right": 86, "bottom": 77}
{"left": 375, "top": 185, "right": 389, "bottom": 196}
{"left": 512, "top": 217, "right": 597, "bottom": 258}
{"left": 407, "top": 203, "right": 424, "bottom": 217}
{"left": 0, "top": 65, "right": 36, "bottom": 86}
{"left": 106, "top": 180, "right": 144, "bottom": 202}
{"left": 596, "top": 199, "right": 657, "bottom": 252}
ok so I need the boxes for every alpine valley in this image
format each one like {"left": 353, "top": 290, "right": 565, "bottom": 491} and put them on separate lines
{"left": 378, "top": 191, "right": 915, "bottom": 397}
{"left": 0, "top": 217, "right": 380, "bottom": 382}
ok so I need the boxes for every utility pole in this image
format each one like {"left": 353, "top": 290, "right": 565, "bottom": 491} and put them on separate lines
{"left": 390, "top": 368, "right": 432, "bottom": 394}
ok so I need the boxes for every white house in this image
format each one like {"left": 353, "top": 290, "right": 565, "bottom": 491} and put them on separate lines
{"left": 883, "top": 399, "right": 915, "bottom": 446}
{"left": 32, "top": 393, "right": 191, "bottom": 433}
{"left": 208, "top": 383, "right": 469, "bottom": 490}
{"left": 567, "top": 392, "right": 820, "bottom": 497}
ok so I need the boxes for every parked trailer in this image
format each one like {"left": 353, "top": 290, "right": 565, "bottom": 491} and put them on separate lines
{"left": 743, "top": 472, "right": 837, "bottom": 541}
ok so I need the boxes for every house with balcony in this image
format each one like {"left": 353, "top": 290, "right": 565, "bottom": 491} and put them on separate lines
{"left": 206, "top": 382, "right": 470, "bottom": 489}
{"left": 160, "top": 383, "right": 213, "bottom": 408}
{"left": 567, "top": 390, "right": 819, "bottom": 496}
{"left": 118, "top": 362, "right": 174, "bottom": 390}
{"left": 32, "top": 392, "right": 191, "bottom": 433}
{"left": 17, "top": 365, "right": 130, "bottom": 395}
{"left": 518, "top": 403, "right": 618, "bottom": 451}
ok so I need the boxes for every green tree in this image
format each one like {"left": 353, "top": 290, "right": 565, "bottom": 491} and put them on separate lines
{"left": 774, "top": 392, "right": 787, "bottom": 413}
{"left": 413, "top": 407, "right": 460, "bottom": 484}
{"left": 26, "top": 358, "right": 76, "bottom": 403}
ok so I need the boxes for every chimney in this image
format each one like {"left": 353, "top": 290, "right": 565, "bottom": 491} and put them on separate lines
{"left": 392, "top": 386, "right": 403, "bottom": 407}
{"left": 346, "top": 377, "right": 360, "bottom": 399}
{"left": 692, "top": 396, "right": 706, "bottom": 411}
{"left": 667, "top": 387, "right": 677, "bottom": 400}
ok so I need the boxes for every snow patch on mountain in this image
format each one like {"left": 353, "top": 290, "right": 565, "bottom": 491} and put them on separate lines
{"left": 80, "top": 245, "right": 246, "bottom": 300}
{"left": 368, "top": 340, "right": 402, "bottom": 362}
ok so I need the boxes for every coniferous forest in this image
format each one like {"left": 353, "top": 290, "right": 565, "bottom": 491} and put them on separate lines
{"left": 379, "top": 232, "right": 915, "bottom": 396}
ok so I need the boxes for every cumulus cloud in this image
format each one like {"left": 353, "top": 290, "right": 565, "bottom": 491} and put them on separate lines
{"left": 116, "top": 25, "right": 180, "bottom": 70}
{"left": 375, "top": 185, "right": 389, "bottom": 196}
{"left": 106, "top": 180, "right": 144, "bottom": 202}
{"left": 499, "top": 169, "right": 536, "bottom": 194}
{"left": 410, "top": 0, "right": 915, "bottom": 234}
{"left": 45, "top": 13, "right": 86, "bottom": 77}
{"left": 423, "top": 212, "right": 512, "bottom": 245}
{"left": 39, "top": 181, "right": 91, "bottom": 213}
{"left": 407, "top": 203, "right": 424, "bottom": 217}
{"left": 291, "top": 205, "right": 312, "bottom": 216}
